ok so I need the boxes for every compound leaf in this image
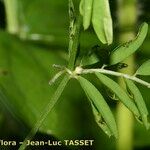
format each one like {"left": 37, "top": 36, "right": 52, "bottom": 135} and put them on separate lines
{"left": 78, "top": 76, "right": 118, "bottom": 138}
{"left": 125, "top": 79, "right": 150, "bottom": 129}
{"left": 95, "top": 73, "right": 140, "bottom": 117}
{"left": 136, "top": 60, "right": 150, "bottom": 76}
{"left": 92, "top": 0, "right": 113, "bottom": 44}
{"left": 110, "top": 23, "right": 148, "bottom": 65}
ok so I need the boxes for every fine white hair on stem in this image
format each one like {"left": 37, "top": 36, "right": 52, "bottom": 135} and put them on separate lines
{"left": 49, "top": 65, "right": 150, "bottom": 88}
{"left": 49, "top": 70, "right": 66, "bottom": 86}
{"left": 52, "top": 64, "right": 65, "bottom": 70}
{"left": 74, "top": 66, "right": 150, "bottom": 88}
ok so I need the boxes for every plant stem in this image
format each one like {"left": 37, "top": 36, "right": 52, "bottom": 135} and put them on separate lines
{"left": 68, "top": 14, "right": 82, "bottom": 70}
{"left": 18, "top": 75, "right": 70, "bottom": 150}
{"left": 4, "top": 0, "right": 20, "bottom": 34}
{"left": 19, "top": 1, "right": 82, "bottom": 149}
{"left": 77, "top": 68, "right": 150, "bottom": 88}
{"left": 116, "top": 0, "right": 137, "bottom": 150}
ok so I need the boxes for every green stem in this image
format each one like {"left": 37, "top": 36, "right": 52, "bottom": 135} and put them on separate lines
{"left": 68, "top": 15, "right": 82, "bottom": 70}
{"left": 76, "top": 68, "right": 150, "bottom": 88}
{"left": 18, "top": 75, "right": 70, "bottom": 150}
{"left": 116, "top": 0, "right": 137, "bottom": 150}
{"left": 18, "top": 1, "right": 82, "bottom": 149}
{"left": 4, "top": 0, "right": 19, "bottom": 34}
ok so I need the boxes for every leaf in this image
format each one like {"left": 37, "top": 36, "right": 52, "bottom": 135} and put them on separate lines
{"left": 92, "top": 0, "right": 113, "bottom": 44}
{"left": 95, "top": 73, "right": 140, "bottom": 117}
{"left": 80, "top": 0, "right": 93, "bottom": 30}
{"left": 136, "top": 59, "right": 150, "bottom": 76}
{"left": 110, "top": 22, "right": 148, "bottom": 65}
{"left": 79, "top": 0, "right": 84, "bottom": 16}
{"left": 81, "top": 54, "right": 99, "bottom": 67}
{"left": 78, "top": 76, "right": 118, "bottom": 138}
{"left": 106, "top": 88, "right": 119, "bottom": 101}
{"left": 125, "top": 79, "right": 150, "bottom": 129}
{"left": 81, "top": 45, "right": 109, "bottom": 67}
{"left": 91, "top": 102, "right": 112, "bottom": 137}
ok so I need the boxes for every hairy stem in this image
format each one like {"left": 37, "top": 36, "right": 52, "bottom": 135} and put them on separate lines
{"left": 77, "top": 68, "right": 150, "bottom": 88}
{"left": 19, "top": 1, "right": 82, "bottom": 149}
{"left": 67, "top": 14, "right": 82, "bottom": 70}
{"left": 4, "top": 0, "right": 20, "bottom": 34}
{"left": 18, "top": 75, "right": 70, "bottom": 150}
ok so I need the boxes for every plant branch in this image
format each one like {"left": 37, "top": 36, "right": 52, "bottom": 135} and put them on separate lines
{"left": 74, "top": 67, "right": 150, "bottom": 88}
{"left": 18, "top": 75, "right": 70, "bottom": 150}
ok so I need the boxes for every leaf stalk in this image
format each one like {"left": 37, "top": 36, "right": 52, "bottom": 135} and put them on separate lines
{"left": 73, "top": 67, "right": 150, "bottom": 88}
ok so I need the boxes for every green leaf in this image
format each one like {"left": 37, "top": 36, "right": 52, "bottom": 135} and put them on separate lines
{"left": 79, "top": 0, "right": 93, "bottom": 30}
{"left": 95, "top": 73, "right": 140, "bottom": 117}
{"left": 78, "top": 76, "right": 118, "bottom": 138}
{"left": 79, "top": 0, "right": 84, "bottom": 16}
{"left": 106, "top": 89, "right": 119, "bottom": 101}
{"left": 110, "top": 22, "right": 148, "bottom": 65}
{"left": 92, "top": 0, "right": 113, "bottom": 44}
{"left": 125, "top": 79, "right": 150, "bottom": 129}
{"left": 136, "top": 60, "right": 150, "bottom": 76}
{"left": 91, "top": 102, "right": 113, "bottom": 137}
